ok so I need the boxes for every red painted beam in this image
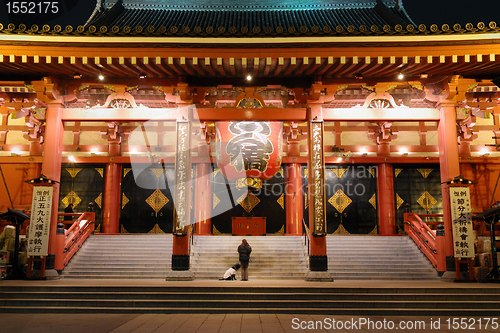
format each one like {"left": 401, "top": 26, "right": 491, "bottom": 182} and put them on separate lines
{"left": 62, "top": 108, "right": 179, "bottom": 121}
{"left": 195, "top": 108, "right": 307, "bottom": 121}
{"left": 322, "top": 108, "right": 440, "bottom": 121}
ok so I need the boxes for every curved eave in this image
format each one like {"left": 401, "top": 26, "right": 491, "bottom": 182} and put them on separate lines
{"left": 1, "top": 31, "right": 500, "bottom": 46}
{"left": 2, "top": 31, "right": 500, "bottom": 82}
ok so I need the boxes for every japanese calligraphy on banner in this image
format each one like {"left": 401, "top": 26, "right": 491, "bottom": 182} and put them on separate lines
{"left": 450, "top": 187, "right": 475, "bottom": 259}
{"left": 215, "top": 121, "right": 283, "bottom": 181}
{"left": 27, "top": 186, "right": 53, "bottom": 256}
{"left": 309, "top": 121, "right": 326, "bottom": 235}
{"left": 173, "top": 120, "right": 191, "bottom": 234}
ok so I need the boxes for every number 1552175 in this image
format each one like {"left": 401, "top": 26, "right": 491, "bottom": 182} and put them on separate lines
{"left": 5, "top": 2, "right": 59, "bottom": 14}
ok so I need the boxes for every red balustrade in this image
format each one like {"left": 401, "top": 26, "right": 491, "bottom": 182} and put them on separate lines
{"left": 404, "top": 213, "right": 444, "bottom": 272}
{"left": 54, "top": 212, "right": 95, "bottom": 270}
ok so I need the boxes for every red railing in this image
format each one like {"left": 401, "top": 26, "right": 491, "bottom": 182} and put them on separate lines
{"left": 404, "top": 213, "right": 445, "bottom": 272}
{"left": 54, "top": 212, "right": 95, "bottom": 270}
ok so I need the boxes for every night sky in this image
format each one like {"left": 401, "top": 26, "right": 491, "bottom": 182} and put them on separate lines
{"left": 403, "top": 0, "right": 500, "bottom": 27}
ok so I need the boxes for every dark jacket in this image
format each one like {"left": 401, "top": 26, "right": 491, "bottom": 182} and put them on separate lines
{"left": 64, "top": 205, "right": 74, "bottom": 221}
{"left": 238, "top": 243, "right": 252, "bottom": 262}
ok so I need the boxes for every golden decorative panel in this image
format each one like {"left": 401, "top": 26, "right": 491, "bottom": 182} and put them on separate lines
{"left": 396, "top": 193, "right": 404, "bottom": 209}
{"left": 303, "top": 168, "right": 308, "bottom": 178}
{"left": 62, "top": 191, "right": 82, "bottom": 208}
{"left": 417, "top": 168, "right": 433, "bottom": 179}
{"left": 150, "top": 168, "right": 165, "bottom": 179}
{"left": 213, "top": 225, "right": 222, "bottom": 235}
{"left": 236, "top": 177, "right": 262, "bottom": 189}
{"left": 213, "top": 193, "right": 220, "bottom": 209}
{"left": 368, "top": 168, "right": 376, "bottom": 178}
{"left": 214, "top": 168, "right": 220, "bottom": 178}
{"left": 66, "top": 167, "right": 82, "bottom": 178}
{"left": 145, "top": 189, "right": 169, "bottom": 213}
{"left": 122, "top": 193, "right": 129, "bottom": 209}
{"left": 417, "top": 191, "right": 437, "bottom": 212}
{"left": 305, "top": 198, "right": 308, "bottom": 210}
{"left": 369, "top": 193, "right": 377, "bottom": 209}
{"left": 148, "top": 224, "right": 166, "bottom": 234}
{"left": 369, "top": 225, "right": 378, "bottom": 235}
{"left": 277, "top": 193, "right": 285, "bottom": 209}
{"left": 120, "top": 225, "right": 129, "bottom": 234}
{"left": 397, "top": 225, "right": 405, "bottom": 235}
{"left": 328, "top": 189, "right": 352, "bottom": 213}
{"left": 275, "top": 225, "right": 285, "bottom": 235}
{"left": 278, "top": 168, "right": 284, "bottom": 178}
{"left": 123, "top": 168, "right": 132, "bottom": 178}
{"left": 333, "top": 223, "right": 351, "bottom": 235}
{"left": 94, "top": 224, "right": 101, "bottom": 233}
{"left": 331, "top": 168, "right": 348, "bottom": 179}
{"left": 395, "top": 168, "right": 403, "bottom": 178}
{"left": 94, "top": 193, "right": 102, "bottom": 209}
{"left": 95, "top": 168, "right": 104, "bottom": 178}
{"left": 237, "top": 191, "right": 260, "bottom": 213}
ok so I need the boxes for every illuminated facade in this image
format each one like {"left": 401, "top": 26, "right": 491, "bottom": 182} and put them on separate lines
{"left": 1, "top": 0, "right": 500, "bottom": 278}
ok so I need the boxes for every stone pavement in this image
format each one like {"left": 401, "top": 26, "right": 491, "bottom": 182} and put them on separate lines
{"left": 2, "top": 313, "right": 500, "bottom": 333}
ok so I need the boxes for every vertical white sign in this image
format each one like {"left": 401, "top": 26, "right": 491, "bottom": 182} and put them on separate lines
{"left": 27, "top": 186, "right": 53, "bottom": 256}
{"left": 174, "top": 120, "right": 190, "bottom": 234}
{"left": 450, "top": 187, "right": 475, "bottom": 259}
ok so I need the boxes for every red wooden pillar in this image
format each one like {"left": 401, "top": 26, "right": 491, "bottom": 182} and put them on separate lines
{"left": 377, "top": 163, "right": 396, "bottom": 235}
{"left": 378, "top": 142, "right": 391, "bottom": 157}
{"left": 194, "top": 142, "right": 211, "bottom": 235}
{"left": 438, "top": 101, "right": 461, "bottom": 266}
{"left": 40, "top": 101, "right": 64, "bottom": 273}
{"left": 285, "top": 140, "right": 303, "bottom": 235}
{"left": 108, "top": 142, "right": 121, "bottom": 157}
{"left": 102, "top": 163, "right": 122, "bottom": 234}
{"left": 23, "top": 141, "right": 42, "bottom": 207}
{"left": 458, "top": 142, "right": 471, "bottom": 157}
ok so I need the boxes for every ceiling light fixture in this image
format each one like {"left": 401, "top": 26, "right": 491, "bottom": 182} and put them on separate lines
{"left": 397, "top": 72, "right": 404, "bottom": 80}
{"left": 355, "top": 72, "right": 363, "bottom": 79}
{"left": 420, "top": 73, "right": 428, "bottom": 79}
{"left": 98, "top": 73, "right": 104, "bottom": 81}
{"left": 73, "top": 73, "right": 82, "bottom": 79}
{"left": 139, "top": 73, "right": 146, "bottom": 79}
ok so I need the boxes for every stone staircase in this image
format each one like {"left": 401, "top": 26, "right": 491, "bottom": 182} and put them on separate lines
{"left": 190, "top": 236, "right": 308, "bottom": 280}
{"left": 2, "top": 285, "right": 500, "bottom": 315}
{"left": 61, "top": 234, "right": 173, "bottom": 279}
{"left": 327, "top": 236, "right": 439, "bottom": 280}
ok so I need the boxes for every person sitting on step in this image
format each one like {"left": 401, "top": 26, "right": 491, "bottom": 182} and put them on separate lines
{"left": 220, "top": 263, "right": 241, "bottom": 280}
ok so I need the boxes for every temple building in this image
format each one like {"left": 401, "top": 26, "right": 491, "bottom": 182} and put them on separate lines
{"left": 1, "top": 0, "right": 500, "bottom": 280}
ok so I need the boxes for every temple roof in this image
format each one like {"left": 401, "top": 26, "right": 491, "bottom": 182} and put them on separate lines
{"left": 84, "top": 0, "right": 414, "bottom": 37}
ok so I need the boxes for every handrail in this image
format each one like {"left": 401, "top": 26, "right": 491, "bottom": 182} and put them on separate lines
{"left": 189, "top": 225, "right": 195, "bottom": 256}
{"left": 404, "top": 212, "right": 438, "bottom": 269}
{"left": 302, "top": 218, "right": 309, "bottom": 259}
{"left": 55, "top": 211, "right": 95, "bottom": 270}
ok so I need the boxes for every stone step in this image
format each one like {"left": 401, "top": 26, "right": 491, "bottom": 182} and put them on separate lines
{"left": 2, "top": 285, "right": 498, "bottom": 315}
{"left": 2, "top": 298, "right": 500, "bottom": 311}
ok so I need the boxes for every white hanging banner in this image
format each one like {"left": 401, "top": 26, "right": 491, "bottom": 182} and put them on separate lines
{"left": 27, "top": 186, "right": 53, "bottom": 257}
{"left": 450, "top": 187, "right": 475, "bottom": 259}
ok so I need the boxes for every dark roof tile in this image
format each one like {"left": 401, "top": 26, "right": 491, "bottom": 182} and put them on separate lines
{"left": 84, "top": 0, "right": 414, "bottom": 36}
